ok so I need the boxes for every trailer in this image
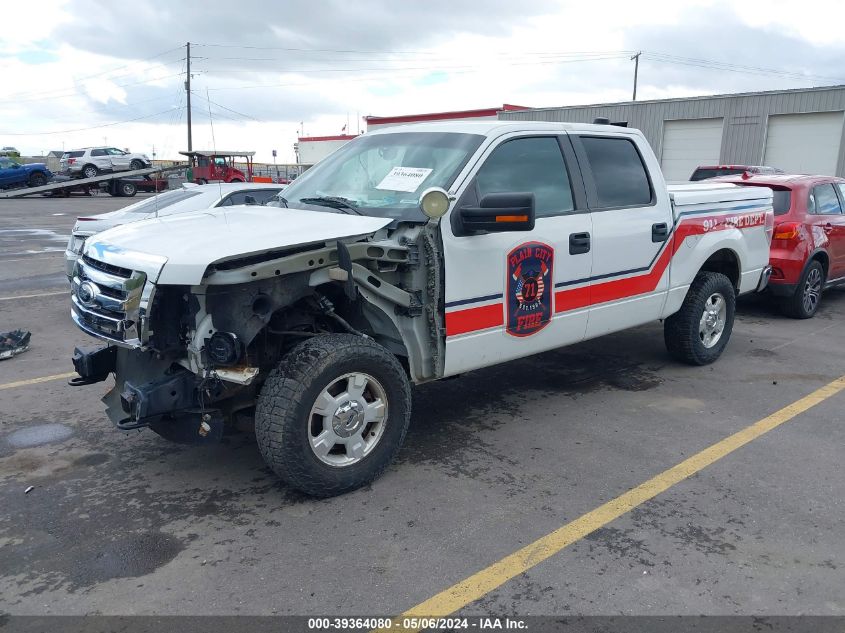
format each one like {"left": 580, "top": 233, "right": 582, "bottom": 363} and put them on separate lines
{"left": 0, "top": 165, "right": 184, "bottom": 199}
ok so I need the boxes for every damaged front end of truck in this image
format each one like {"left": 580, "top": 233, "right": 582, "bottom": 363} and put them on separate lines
{"left": 68, "top": 215, "right": 445, "bottom": 445}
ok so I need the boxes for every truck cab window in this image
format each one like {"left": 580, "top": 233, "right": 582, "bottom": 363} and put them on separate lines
{"left": 579, "top": 136, "right": 652, "bottom": 208}
{"left": 475, "top": 137, "right": 574, "bottom": 217}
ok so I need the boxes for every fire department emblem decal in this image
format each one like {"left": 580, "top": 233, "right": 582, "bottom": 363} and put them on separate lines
{"left": 506, "top": 241, "right": 554, "bottom": 337}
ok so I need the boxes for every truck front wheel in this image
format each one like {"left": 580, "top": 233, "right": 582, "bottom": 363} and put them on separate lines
{"left": 664, "top": 271, "right": 735, "bottom": 365}
{"left": 255, "top": 334, "right": 412, "bottom": 497}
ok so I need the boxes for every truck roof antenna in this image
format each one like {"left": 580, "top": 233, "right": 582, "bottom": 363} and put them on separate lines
{"left": 593, "top": 117, "right": 610, "bottom": 125}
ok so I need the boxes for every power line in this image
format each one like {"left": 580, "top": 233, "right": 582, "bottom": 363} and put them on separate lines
{"left": 190, "top": 91, "right": 261, "bottom": 122}
{"left": 194, "top": 42, "right": 845, "bottom": 86}
{"left": 0, "top": 106, "right": 184, "bottom": 136}
{"left": 1, "top": 47, "right": 185, "bottom": 102}
{"left": 67, "top": 45, "right": 184, "bottom": 83}
{"left": 197, "top": 50, "right": 632, "bottom": 63}
{"left": 0, "top": 71, "right": 186, "bottom": 105}
{"left": 194, "top": 54, "right": 630, "bottom": 85}
{"left": 642, "top": 51, "right": 845, "bottom": 84}
{"left": 194, "top": 42, "right": 637, "bottom": 59}
{"left": 193, "top": 42, "right": 454, "bottom": 55}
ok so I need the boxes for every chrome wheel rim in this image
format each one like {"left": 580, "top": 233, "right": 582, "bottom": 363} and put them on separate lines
{"left": 308, "top": 372, "right": 388, "bottom": 467}
{"left": 699, "top": 292, "right": 727, "bottom": 349}
{"left": 802, "top": 268, "right": 822, "bottom": 314}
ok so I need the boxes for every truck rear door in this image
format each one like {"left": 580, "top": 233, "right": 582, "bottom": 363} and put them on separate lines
{"left": 441, "top": 133, "right": 593, "bottom": 377}
{"left": 569, "top": 133, "right": 674, "bottom": 338}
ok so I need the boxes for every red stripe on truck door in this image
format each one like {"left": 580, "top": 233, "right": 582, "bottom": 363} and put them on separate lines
{"left": 445, "top": 303, "right": 504, "bottom": 336}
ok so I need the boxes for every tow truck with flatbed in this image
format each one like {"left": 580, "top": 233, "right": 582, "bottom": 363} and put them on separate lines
{"left": 0, "top": 165, "right": 183, "bottom": 199}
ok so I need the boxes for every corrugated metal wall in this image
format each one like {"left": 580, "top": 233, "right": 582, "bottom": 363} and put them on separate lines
{"left": 499, "top": 85, "right": 845, "bottom": 177}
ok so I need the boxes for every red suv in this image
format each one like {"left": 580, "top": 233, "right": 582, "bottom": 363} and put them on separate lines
{"left": 717, "top": 174, "right": 845, "bottom": 318}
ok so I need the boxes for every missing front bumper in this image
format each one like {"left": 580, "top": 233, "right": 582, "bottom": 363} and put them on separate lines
{"left": 68, "top": 345, "right": 117, "bottom": 386}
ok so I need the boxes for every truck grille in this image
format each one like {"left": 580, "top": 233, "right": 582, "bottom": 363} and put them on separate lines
{"left": 71, "top": 255, "right": 149, "bottom": 348}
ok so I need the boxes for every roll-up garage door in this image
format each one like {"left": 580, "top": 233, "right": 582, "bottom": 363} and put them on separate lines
{"left": 764, "top": 112, "right": 844, "bottom": 176}
{"left": 660, "top": 118, "right": 724, "bottom": 182}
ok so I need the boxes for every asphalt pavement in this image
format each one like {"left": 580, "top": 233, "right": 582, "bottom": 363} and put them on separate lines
{"left": 1, "top": 193, "right": 844, "bottom": 618}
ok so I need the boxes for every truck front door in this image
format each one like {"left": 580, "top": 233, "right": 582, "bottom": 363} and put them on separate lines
{"left": 441, "top": 134, "right": 593, "bottom": 376}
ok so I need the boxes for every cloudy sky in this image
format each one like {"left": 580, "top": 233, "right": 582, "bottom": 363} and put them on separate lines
{"left": 2, "top": 0, "right": 844, "bottom": 163}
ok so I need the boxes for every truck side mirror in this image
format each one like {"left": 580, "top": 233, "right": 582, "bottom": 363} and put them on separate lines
{"left": 457, "top": 192, "right": 535, "bottom": 234}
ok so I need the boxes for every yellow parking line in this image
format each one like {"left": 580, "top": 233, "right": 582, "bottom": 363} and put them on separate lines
{"left": 0, "top": 290, "right": 68, "bottom": 301}
{"left": 381, "top": 375, "right": 845, "bottom": 629}
{"left": 0, "top": 372, "right": 76, "bottom": 390}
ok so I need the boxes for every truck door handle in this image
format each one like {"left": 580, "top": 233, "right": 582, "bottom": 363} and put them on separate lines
{"left": 569, "top": 232, "right": 591, "bottom": 255}
{"left": 652, "top": 222, "right": 669, "bottom": 242}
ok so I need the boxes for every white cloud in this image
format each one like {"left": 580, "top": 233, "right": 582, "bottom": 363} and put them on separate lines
{"left": 1, "top": 0, "right": 844, "bottom": 162}
{"left": 81, "top": 78, "right": 128, "bottom": 104}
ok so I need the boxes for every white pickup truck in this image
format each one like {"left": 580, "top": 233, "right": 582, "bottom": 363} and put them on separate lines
{"left": 68, "top": 120, "right": 774, "bottom": 496}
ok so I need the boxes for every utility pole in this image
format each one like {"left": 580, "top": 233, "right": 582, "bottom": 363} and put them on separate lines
{"left": 631, "top": 51, "right": 641, "bottom": 101}
{"left": 185, "top": 42, "right": 193, "bottom": 151}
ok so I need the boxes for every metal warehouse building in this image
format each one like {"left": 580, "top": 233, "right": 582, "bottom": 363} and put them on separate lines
{"left": 498, "top": 85, "right": 845, "bottom": 181}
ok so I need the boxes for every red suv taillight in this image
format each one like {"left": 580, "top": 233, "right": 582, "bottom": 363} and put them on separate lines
{"left": 773, "top": 222, "right": 800, "bottom": 241}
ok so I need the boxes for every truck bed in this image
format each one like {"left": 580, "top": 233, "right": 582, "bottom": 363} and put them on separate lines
{"left": 668, "top": 181, "right": 772, "bottom": 217}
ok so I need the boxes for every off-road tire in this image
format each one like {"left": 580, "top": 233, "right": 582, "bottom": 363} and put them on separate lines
{"left": 255, "top": 334, "right": 412, "bottom": 497}
{"left": 781, "top": 259, "right": 824, "bottom": 319}
{"left": 82, "top": 164, "right": 99, "bottom": 179}
{"left": 664, "top": 271, "right": 736, "bottom": 365}
{"left": 28, "top": 171, "right": 48, "bottom": 187}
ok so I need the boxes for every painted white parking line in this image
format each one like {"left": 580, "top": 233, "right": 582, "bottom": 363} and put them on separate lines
{"left": 0, "top": 255, "right": 65, "bottom": 263}
{"left": 0, "top": 290, "right": 68, "bottom": 301}
{"left": 770, "top": 321, "right": 839, "bottom": 351}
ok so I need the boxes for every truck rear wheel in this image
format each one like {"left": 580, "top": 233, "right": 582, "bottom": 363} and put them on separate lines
{"left": 255, "top": 334, "right": 411, "bottom": 497}
{"left": 664, "top": 271, "right": 735, "bottom": 365}
{"left": 119, "top": 181, "right": 137, "bottom": 197}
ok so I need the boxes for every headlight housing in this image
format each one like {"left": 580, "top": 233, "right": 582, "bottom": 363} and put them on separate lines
{"left": 69, "top": 235, "right": 87, "bottom": 254}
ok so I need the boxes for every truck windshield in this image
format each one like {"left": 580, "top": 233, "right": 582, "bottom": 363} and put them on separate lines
{"left": 282, "top": 132, "right": 484, "bottom": 221}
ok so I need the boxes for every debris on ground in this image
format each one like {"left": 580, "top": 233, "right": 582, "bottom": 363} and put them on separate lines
{"left": 0, "top": 330, "right": 31, "bottom": 361}
{"left": 24, "top": 486, "right": 35, "bottom": 494}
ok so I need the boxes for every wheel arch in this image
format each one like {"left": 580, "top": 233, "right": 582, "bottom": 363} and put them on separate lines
{"left": 698, "top": 248, "right": 741, "bottom": 291}
{"left": 806, "top": 248, "right": 830, "bottom": 280}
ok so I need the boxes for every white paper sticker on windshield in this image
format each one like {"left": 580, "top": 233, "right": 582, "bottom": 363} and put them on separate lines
{"left": 375, "top": 167, "right": 433, "bottom": 192}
